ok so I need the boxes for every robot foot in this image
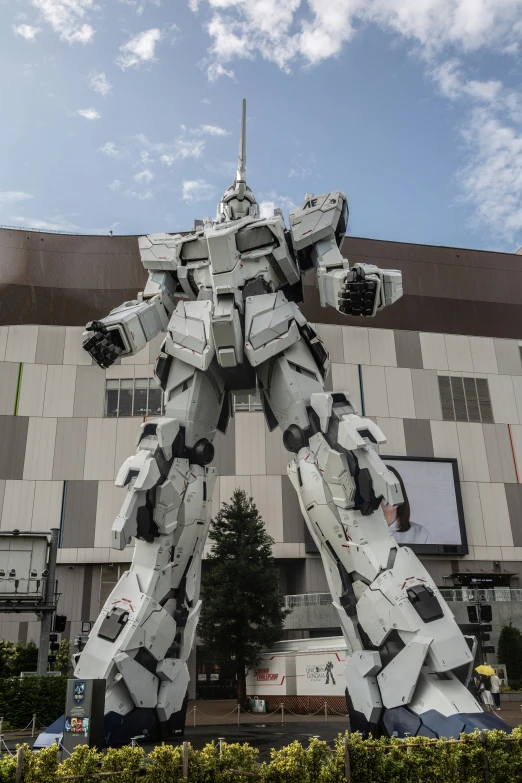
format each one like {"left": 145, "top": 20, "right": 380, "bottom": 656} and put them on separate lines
{"left": 160, "top": 692, "right": 189, "bottom": 739}
{"left": 103, "top": 693, "right": 189, "bottom": 745}
{"left": 382, "top": 706, "right": 511, "bottom": 740}
{"left": 345, "top": 689, "right": 511, "bottom": 739}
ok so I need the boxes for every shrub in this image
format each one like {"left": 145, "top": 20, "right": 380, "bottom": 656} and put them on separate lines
{"left": 5, "top": 727, "right": 522, "bottom": 783}
{"left": 0, "top": 676, "right": 67, "bottom": 729}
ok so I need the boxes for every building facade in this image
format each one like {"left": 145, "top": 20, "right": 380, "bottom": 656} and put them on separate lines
{"left": 1, "top": 227, "right": 522, "bottom": 679}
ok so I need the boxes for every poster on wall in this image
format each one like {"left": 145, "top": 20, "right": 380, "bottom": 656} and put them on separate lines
{"left": 294, "top": 651, "right": 347, "bottom": 696}
{"left": 381, "top": 457, "right": 467, "bottom": 555}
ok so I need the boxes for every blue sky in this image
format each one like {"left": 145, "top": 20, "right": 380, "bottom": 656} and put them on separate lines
{"left": 1, "top": 0, "right": 522, "bottom": 251}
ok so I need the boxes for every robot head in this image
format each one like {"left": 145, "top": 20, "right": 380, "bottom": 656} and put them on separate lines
{"left": 217, "top": 98, "right": 259, "bottom": 223}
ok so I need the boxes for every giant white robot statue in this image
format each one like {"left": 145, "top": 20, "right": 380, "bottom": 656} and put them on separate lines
{"left": 75, "top": 100, "right": 508, "bottom": 742}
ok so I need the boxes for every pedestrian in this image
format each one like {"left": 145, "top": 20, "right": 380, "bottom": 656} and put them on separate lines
{"left": 490, "top": 671, "right": 501, "bottom": 711}
{"left": 479, "top": 675, "right": 494, "bottom": 711}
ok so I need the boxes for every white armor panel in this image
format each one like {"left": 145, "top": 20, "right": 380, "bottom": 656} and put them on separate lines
{"left": 289, "top": 192, "right": 345, "bottom": 251}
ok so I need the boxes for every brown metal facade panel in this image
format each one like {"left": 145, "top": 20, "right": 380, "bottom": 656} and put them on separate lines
{"left": 1, "top": 228, "right": 522, "bottom": 337}
{"left": 0, "top": 285, "right": 143, "bottom": 326}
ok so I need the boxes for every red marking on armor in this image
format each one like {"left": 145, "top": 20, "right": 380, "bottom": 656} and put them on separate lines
{"left": 342, "top": 544, "right": 350, "bottom": 548}
{"left": 400, "top": 576, "right": 426, "bottom": 590}
{"left": 112, "top": 597, "right": 135, "bottom": 612}
{"left": 302, "top": 230, "right": 312, "bottom": 236}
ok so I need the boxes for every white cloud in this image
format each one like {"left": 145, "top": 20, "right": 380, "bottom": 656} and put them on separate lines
{"left": 182, "top": 179, "right": 217, "bottom": 203}
{"left": 133, "top": 134, "right": 205, "bottom": 166}
{"left": 119, "top": 0, "right": 161, "bottom": 14}
{"left": 125, "top": 189, "right": 154, "bottom": 200}
{"left": 89, "top": 70, "right": 112, "bottom": 97}
{"left": 9, "top": 213, "right": 121, "bottom": 233}
{"left": 176, "top": 139, "right": 206, "bottom": 158}
{"left": 32, "top": 0, "right": 95, "bottom": 44}
{"left": 259, "top": 191, "right": 295, "bottom": 218}
{"left": 109, "top": 180, "right": 122, "bottom": 190}
{"left": 192, "top": 0, "right": 522, "bottom": 244}
{"left": 116, "top": 28, "right": 162, "bottom": 69}
{"left": 197, "top": 124, "right": 228, "bottom": 136}
{"left": 99, "top": 141, "right": 120, "bottom": 157}
{"left": 457, "top": 108, "right": 522, "bottom": 242}
{"left": 76, "top": 107, "right": 100, "bottom": 120}
{"left": 0, "top": 191, "right": 34, "bottom": 204}
{"left": 13, "top": 24, "right": 41, "bottom": 40}
{"left": 194, "top": 0, "right": 522, "bottom": 77}
{"left": 134, "top": 168, "right": 154, "bottom": 183}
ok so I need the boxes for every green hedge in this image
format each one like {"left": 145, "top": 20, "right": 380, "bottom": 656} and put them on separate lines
{"left": 0, "top": 676, "right": 67, "bottom": 730}
{"left": 1, "top": 730, "right": 522, "bottom": 783}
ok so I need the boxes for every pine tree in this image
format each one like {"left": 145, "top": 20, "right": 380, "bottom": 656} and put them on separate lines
{"left": 198, "top": 488, "right": 290, "bottom": 704}
{"left": 497, "top": 622, "right": 522, "bottom": 687}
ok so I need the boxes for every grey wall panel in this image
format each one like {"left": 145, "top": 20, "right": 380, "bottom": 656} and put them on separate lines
{"left": 314, "top": 324, "right": 344, "bottom": 363}
{"left": 35, "top": 326, "right": 65, "bottom": 364}
{"left": 0, "top": 480, "right": 5, "bottom": 515}
{"left": 403, "top": 418, "right": 434, "bottom": 457}
{"left": 81, "top": 565, "right": 94, "bottom": 624}
{"left": 73, "top": 366, "right": 106, "bottom": 418}
{"left": 394, "top": 330, "right": 423, "bottom": 369}
{"left": 0, "top": 362, "right": 19, "bottom": 415}
{"left": 303, "top": 557, "right": 329, "bottom": 593}
{"left": 0, "top": 416, "right": 29, "bottom": 479}
{"left": 483, "top": 424, "right": 517, "bottom": 483}
{"left": 211, "top": 417, "right": 235, "bottom": 476}
{"left": 62, "top": 480, "right": 98, "bottom": 548}
{"left": 494, "top": 339, "right": 522, "bottom": 376}
{"left": 265, "top": 427, "right": 290, "bottom": 476}
{"left": 504, "top": 483, "right": 522, "bottom": 547}
{"left": 281, "top": 475, "right": 306, "bottom": 543}
{"left": 52, "top": 418, "right": 88, "bottom": 479}
{"left": 89, "top": 565, "right": 102, "bottom": 623}
{"left": 18, "top": 621, "right": 28, "bottom": 643}
{"left": 411, "top": 369, "right": 443, "bottom": 420}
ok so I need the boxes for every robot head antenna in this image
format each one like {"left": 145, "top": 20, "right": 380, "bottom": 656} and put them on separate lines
{"left": 217, "top": 98, "right": 259, "bottom": 223}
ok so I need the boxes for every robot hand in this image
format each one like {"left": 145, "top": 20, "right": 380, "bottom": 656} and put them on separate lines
{"left": 337, "top": 265, "right": 380, "bottom": 317}
{"left": 337, "top": 263, "right": 403, "bottom": 317}
{"left": 83, "top": 321, "right": 124, "bottom": 369}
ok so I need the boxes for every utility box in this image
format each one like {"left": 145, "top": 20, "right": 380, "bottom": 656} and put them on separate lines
{"left": 62, "top": 679, "right": 105, "bottom": 752}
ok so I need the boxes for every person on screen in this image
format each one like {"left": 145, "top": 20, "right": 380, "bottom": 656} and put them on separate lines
{"left": 381, "top": 465, "right": 431, "bottom": 544}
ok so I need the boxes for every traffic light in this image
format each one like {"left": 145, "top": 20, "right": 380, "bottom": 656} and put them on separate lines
{"left": 479, "top": 633, "right": 491, "bottom": 642}
{"left": 48, "top": 654, "right": 56, "bottom": 665}
{"left": 480, "top": 605, "right": 493, "bottom": 624}
{"left": 54, "top": 614, "right": 67, "bottom": 633}
{"left": 49, "top": 632, "right": 59, "bottom": 652}
{"left": 467, "top": 605, "right": 479, "bottom": 623}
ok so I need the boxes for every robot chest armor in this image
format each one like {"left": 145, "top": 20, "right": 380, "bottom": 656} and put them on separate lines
{"left": 179, "top": 219, "right": 299, "bottom": 293}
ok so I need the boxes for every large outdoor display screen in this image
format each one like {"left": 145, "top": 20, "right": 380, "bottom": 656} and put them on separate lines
{"left": 380, "top": 456, "right": 468, "bottom": 556}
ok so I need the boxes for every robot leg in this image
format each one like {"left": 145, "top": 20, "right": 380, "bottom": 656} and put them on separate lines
{"left": 260, "top": 343, "right": 509, "bottom": 738}
{"left": 74, "top": 358, "right": 226, "bottom": 742}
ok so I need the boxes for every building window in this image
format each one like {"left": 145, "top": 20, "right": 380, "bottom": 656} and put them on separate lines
{"left": 99, "top": 563, "right": 131, "bottom": 611}
{"left": 233, "top": 391, "right": 263, "bottom": 412}
{"left": 105, "top": 378, "right": 164, "bottom": 418}
{"left": 438, "top": 375, "right": 494, "bottom": 423}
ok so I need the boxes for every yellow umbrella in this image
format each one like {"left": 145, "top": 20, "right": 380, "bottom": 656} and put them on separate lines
{"left": 475, "top": 665, "right": 495, "bottom": 676}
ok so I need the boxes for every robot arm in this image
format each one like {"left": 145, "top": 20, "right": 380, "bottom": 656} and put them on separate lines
{"left": 83, "top": 233, "right": 184, "bottom": 368}
{"left": 289, "top": 192, "right": 403, "bottom": 317}
{"left": 83, "top": 271, "right": 178, "bottom": 368}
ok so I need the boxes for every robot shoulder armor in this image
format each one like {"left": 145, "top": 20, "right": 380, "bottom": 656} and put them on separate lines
{"left": 138, "top": 233, "right": 184, "bottom": 272}
{"left": 289, "top": 192, "right": 347, "bottom": 251}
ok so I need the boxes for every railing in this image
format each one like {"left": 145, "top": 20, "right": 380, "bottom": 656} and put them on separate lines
{"left": 233, "top": 392, "right": 263, "bottom": 412}
{"left": 439, "top": 587, "right": 522, "bottom": 602}
{"left": 284, "top": 593, "right": 332, "bottom": 608}
{"left": 0, "top": 576, "right": 48, "bottom": 598}
{"left": 284, "top": 588, "right": 522, "bottom": 610}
